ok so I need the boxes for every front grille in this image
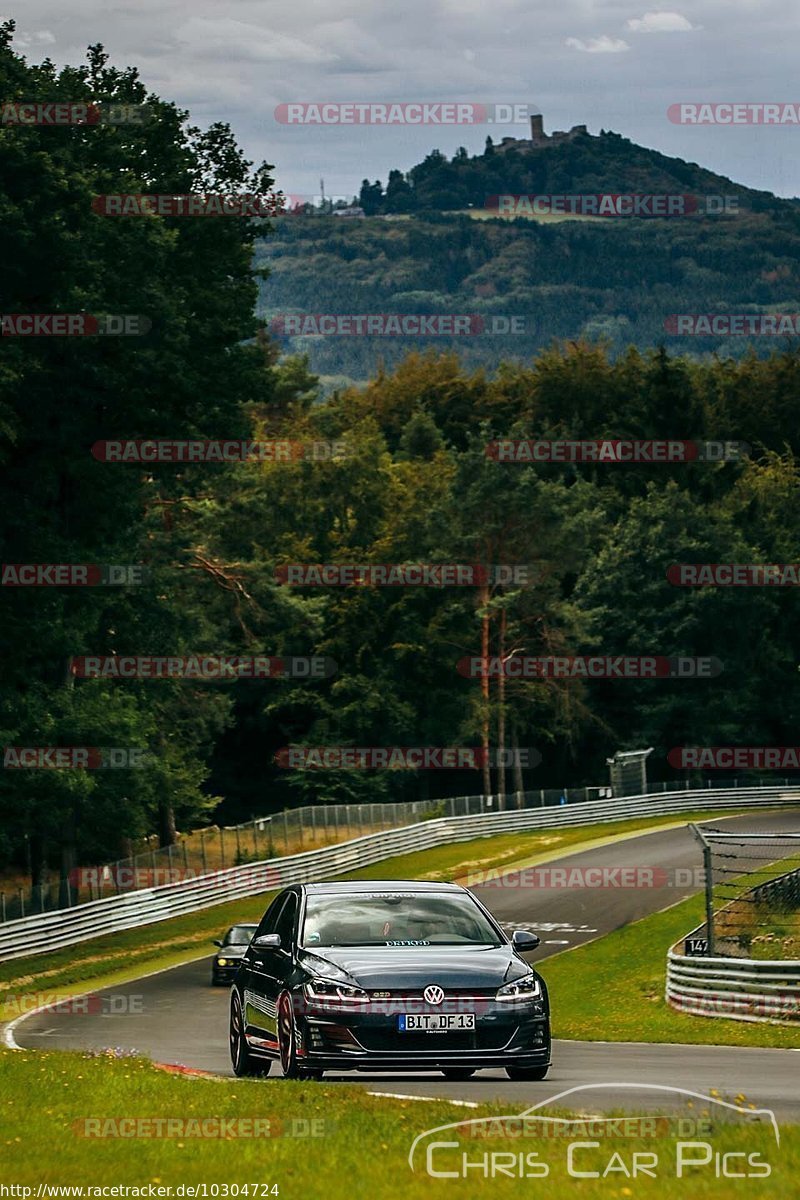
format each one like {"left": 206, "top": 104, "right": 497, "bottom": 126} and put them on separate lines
{"left": 355, "top": 1027, "right": 510, "bottom": 1052}
{"left": 369, "top": 989, "right": 497, "bottom": 1001}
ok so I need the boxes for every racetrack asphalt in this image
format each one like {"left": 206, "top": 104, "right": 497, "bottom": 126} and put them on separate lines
{"left": 10, "top": 811, "right": 800, "bottom": 1116}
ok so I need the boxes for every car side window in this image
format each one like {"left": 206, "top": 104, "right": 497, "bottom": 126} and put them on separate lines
{"left": 274, "top": 893, "right": 298, "bottom": 951}
{"left": 256, "top": 894, "right": 287, "bottom": 938}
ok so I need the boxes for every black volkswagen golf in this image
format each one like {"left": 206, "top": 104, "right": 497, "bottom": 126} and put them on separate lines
{"left": 229, "top": 880, "right": 550, "bottom": 1080}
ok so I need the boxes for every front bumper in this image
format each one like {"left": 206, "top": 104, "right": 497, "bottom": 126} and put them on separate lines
{"left": 295, "top": 995, "right": 551, "bottom": 1071}
{"left": 212, "top": 962, "right": 243, "bottom": 983}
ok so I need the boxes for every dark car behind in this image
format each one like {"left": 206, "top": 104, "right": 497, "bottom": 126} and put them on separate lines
{"left": 211, "top": 923, "right": 258, "bottom": 985}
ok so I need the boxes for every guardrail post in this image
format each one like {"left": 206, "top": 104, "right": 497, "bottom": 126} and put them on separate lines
{"left": 0, "top": 892, "right": 4, "bottom": 922}
{"left": 689, "top": 823, "right": 715, "bottom": 956}
{"left": 235, "top": 823, "right": 242, "bottom": 862}
{"left": 18, "top": 887, "right": 24, "bottom": 918}
{"left": 283, "top": 810, "right": 289, "bottom": 852}
{"left": 220, "top": 827, "right": 225, "bottom": 869}
{"left": 201, "top": 829, "right": 208, "bottom": 874}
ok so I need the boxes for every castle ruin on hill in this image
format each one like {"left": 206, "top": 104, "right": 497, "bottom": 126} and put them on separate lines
{"left": 496, "top": 114, "right": 589, "bottom": 153}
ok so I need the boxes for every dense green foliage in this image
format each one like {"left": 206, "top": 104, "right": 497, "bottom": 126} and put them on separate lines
{"left": 3, "top": 27, "right": 800, "bottom": 884}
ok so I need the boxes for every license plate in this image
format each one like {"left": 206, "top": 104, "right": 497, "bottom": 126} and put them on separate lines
{"left": 397, "top": 1013, "right": 476, "bottom": 1031}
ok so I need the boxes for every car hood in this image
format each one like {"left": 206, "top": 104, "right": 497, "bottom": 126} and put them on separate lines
{"left": 299, "top": 945, "right": 530, "bottom": 989}
{"left": 217, "top": 946, "right": 248, "bottom": 958}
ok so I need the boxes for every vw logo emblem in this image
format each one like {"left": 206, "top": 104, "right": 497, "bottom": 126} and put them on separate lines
{"left": 423, "top": 985, "right": 444, "bottom": 1005}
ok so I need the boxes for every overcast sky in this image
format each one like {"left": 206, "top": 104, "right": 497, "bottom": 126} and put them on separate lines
{"left": 10, "top": 1, "right": 800, "bottom": 199}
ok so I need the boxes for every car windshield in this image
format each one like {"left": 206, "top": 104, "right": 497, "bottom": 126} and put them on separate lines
{"left": 223, "top": 925, "right": 257, "bottom": 946}
{"left": 300, "top": 892, "right": 502, "bottom": 947}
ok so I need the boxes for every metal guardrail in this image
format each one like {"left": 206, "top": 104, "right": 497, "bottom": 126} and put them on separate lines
{"left": 667, "top": 829, "right": 800, "bottom": 1024}
{"left": 1, "top": 785, "right": 797, "bottom": 964}
{"left": 751, "top": 866, "right": 800, "bottom": 908}
{"left": 666, "top": 939, "right": 800, "bottom": 1024}
{"left": 8, "top": 775, "right": 792, "bottom": 923}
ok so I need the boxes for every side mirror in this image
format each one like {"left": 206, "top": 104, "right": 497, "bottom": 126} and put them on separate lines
{"left": 212, "top": 940, "right": 222, "bottom": 947}
{"left": 253, "top": 933, "right": 281, "bottom": 950}
{"left": 512, "top": 929, "right": 540, "bottom": 951}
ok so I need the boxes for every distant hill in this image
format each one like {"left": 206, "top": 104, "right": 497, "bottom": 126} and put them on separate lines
{"left": 256, "top": 129, "right": 800, "bottom": 386}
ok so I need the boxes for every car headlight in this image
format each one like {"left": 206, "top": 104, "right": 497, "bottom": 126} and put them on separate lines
{"left": 216, "top": 958, "right": 229, "bottom": 966}
{"left": 304, "top": 978, "right": 369, "bottom": 1005}
{"left": 496, "top": 973, "right": 542, "bottom": 1002}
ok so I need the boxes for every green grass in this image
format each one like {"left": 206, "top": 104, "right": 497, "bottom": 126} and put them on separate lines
{"left": 545, "top": 892, "right": 800, "bottom": 1048}
{"left": 0, "top": 809, "right": 751, "bottom": 1020}
{"left": 0, "top": 1048, "right": 795, "bottom": 1197}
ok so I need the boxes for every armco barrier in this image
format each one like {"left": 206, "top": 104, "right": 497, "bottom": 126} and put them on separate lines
{"left": 1, "top": 786, "right": 798, "bottom": 963}
{"left": 667, "top": 939, "right": 800, "bottom": 1024}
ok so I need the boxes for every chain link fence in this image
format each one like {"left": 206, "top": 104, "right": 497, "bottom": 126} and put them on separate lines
{"left": 2, "top": 775, "right": 796, "bottom": 924}
{"left": 689, "top": 823, "right": 800, "bottom": 959}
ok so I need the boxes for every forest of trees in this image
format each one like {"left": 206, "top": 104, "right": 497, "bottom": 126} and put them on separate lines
{"left": 261, "top": 136, "right": 800, "bottom": 382}
{"left": 2, "top": 25, "right": 800, "bottom": 888}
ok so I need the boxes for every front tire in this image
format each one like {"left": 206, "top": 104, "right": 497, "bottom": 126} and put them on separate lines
{"left": 278, "top": 992, "right": 323, "bottom": 1080}
{"left": 505, "top": 1063, "right": 550, "bottom": 1081}
{"left": 230, "top": 991, "right": 271, "bottom": 1077}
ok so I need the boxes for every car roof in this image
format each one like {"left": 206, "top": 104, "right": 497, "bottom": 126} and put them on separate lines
{"left": 302, "top": 880, "right": 465, "bottom": 894}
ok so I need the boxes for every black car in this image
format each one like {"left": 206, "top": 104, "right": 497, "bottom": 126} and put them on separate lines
{"left": 211, "top": 923, "right": 258, "bottom": 985}
{"left": 229, "top": 881, "right": 550, "bottom": 1080}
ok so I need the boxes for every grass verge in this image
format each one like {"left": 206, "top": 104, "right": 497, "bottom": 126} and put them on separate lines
{"left": 545, "top": 891, "right": 800, "bottom": 1049}
{"left": 0, "top": 1047, "right": 795, "bottom": 1196}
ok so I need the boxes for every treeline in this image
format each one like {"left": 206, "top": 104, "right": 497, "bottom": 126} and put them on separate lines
{"left": 3, "top": 27, "right": 800, "bottom": 888}
{"left": 260, "top": 204, "right": 800, "bottom": 383}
